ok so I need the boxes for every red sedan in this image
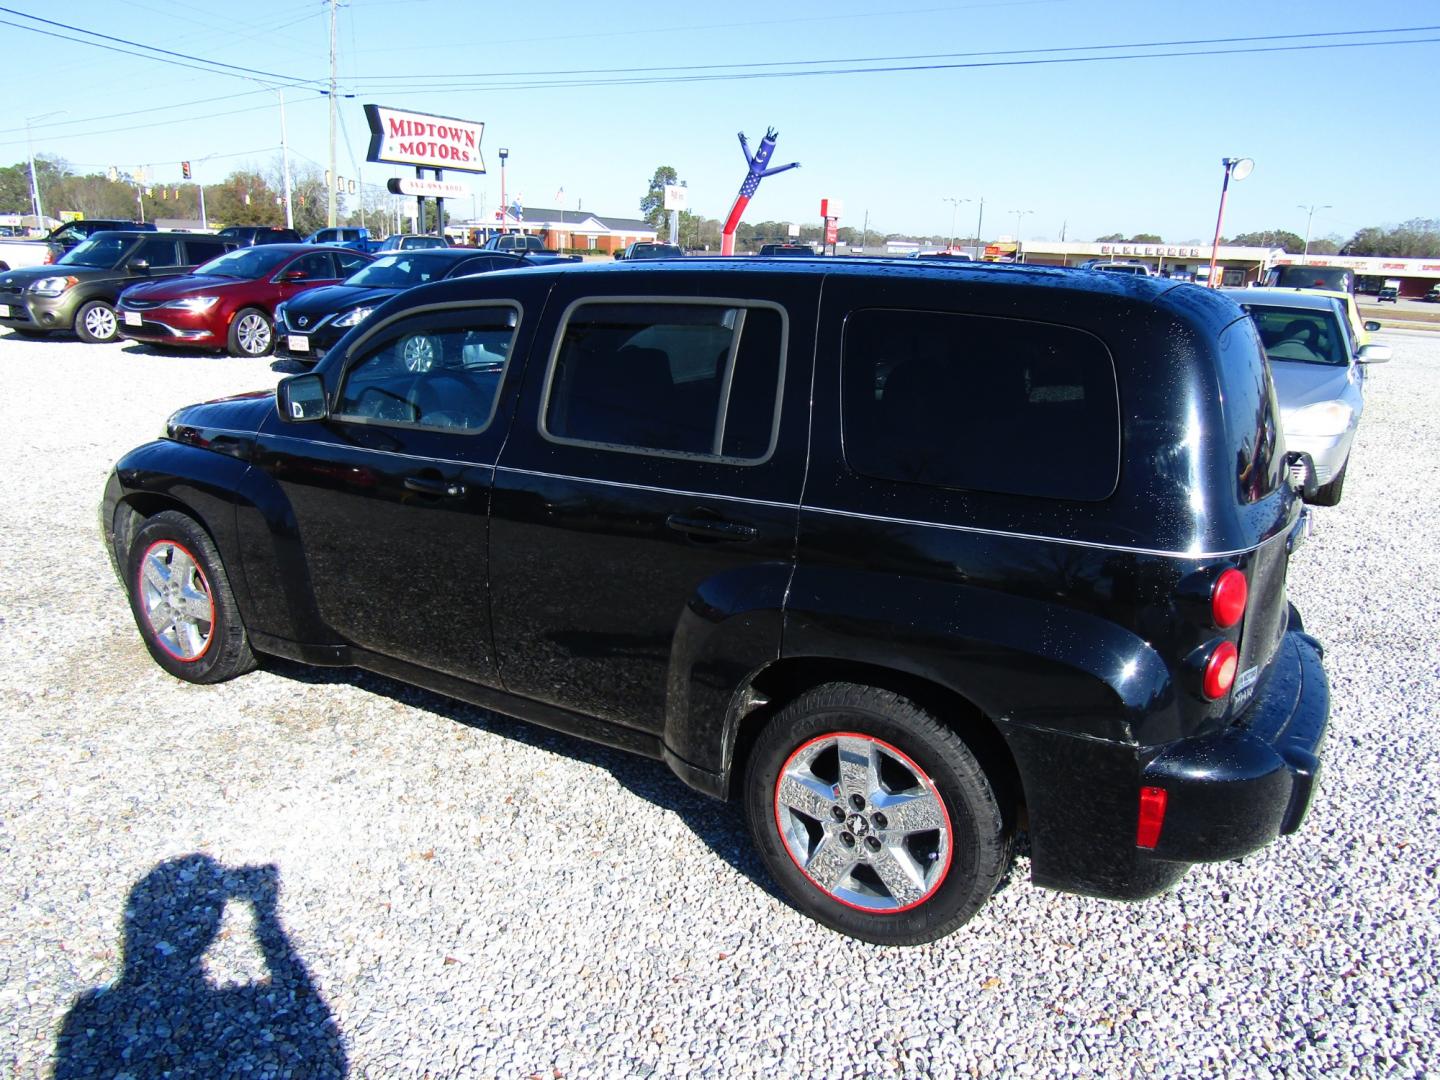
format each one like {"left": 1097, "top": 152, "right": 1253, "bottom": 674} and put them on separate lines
{"left": 116, "top": 244, "right": 373, "bottom": 356}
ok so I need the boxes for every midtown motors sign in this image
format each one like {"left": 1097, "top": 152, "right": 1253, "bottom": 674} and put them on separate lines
{"left": 364, "top": 105, "right": 486, "bottom": 174}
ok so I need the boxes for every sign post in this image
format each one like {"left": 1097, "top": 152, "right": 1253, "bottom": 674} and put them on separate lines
{"left": 365, "top": 104, "right": 485, "bottom": 236}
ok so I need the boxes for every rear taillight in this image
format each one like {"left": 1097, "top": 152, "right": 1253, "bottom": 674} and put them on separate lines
{"left": 1202, "top": 640, "right": 1239, "bottom": 699}
{"left": 1136, "top": 786, "right": 1168, "bottom": 849}
{"left": 1211, "top": 568, "right": 1247, "bottom": 628}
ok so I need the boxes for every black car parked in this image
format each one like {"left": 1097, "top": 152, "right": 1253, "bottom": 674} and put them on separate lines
{"left": 215, "top": 226, "right": 304, "bottom": 247}
{"left": 102, "top": 260, "right": 1329, "bottom": 944}
{"left": 274, "top": 248, "right": 576, "bottom": 364}
{"left": 0, "top": 231, "right": 231, "bottom": 342}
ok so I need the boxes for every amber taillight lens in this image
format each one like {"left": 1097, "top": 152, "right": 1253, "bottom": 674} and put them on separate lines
{"left": 1211, "top": 568, "right": 1248, "bottom": 628}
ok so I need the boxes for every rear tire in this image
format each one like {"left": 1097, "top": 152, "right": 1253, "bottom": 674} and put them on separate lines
{"left": 1312, "top": 462, "right": 1347, "bottom": 507}
{"left": 124, "top": 510, "right": 256, "bottom": 683}
{"left": 744, "top": 682, "right": 1012, "bottom": 945}
{"left": 75, "top": 300, "right": 119, "bottom": 343}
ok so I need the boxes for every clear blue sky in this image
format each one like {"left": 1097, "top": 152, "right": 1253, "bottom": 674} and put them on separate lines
{"left": 2, "top": 0, "right": 1435, "bottom": 242}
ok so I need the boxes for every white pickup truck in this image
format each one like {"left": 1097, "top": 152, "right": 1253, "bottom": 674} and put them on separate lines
{"left": 0, "top": 234, "right": 53, "bottom": 272}
{"left": 0, "top": 220, "right": 153, "bottom": 271}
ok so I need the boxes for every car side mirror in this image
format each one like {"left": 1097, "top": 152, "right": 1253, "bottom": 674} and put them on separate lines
{"left": 127, "top": 258, "right": 151, "bottom": 272}
{"left": 613, "top": 251, "right": 625, "bottom": 260}
{"left": 1357, "top": 343, "right": 1391, "bottom": 364}
{"left": 1363, "top": 320, "right": 1381, "bottom": 332}
{"left": 279, "top": 269, "right": 306, "bottom": 281}
{"left": 276, "top": 373, "right": 328, "bottom": 422}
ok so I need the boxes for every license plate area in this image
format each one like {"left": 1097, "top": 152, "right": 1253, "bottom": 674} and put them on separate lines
{"left": 288, "top": 334, "right": 310, "bottom": 352}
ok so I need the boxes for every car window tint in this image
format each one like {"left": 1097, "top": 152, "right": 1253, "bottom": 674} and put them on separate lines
{"left": 183, "top": 239, "right": 227, "bottom": 265}
{"left": 334, "top": 306, "right": 519, "bottom": 433}
{"left": 290, "top": 252, "right": 334, "bottom": 279}
{"left": 842, "top": 308, "right": 1119, "bottom": 501}
{"left": 134, "top": 238, "right": 182, "bottom": 267}
{"left": 544, "top": 301, "right": 784, "bottom": 461}
{"left": 334, "top": 251, "right": 370, "bottom": 276}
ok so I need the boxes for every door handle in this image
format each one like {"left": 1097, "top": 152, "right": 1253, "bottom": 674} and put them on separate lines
{"left": 666, "top": 513, "right": 758, "bottom": 542}
{"left": 404, "top": 475, "right": 466, "bottom": 498}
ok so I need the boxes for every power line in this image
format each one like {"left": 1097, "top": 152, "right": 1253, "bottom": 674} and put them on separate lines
{"left": 0, "top": 98, "right": 323, "bottom": 151}
{"left": 348, "top": 23, "right": 1440, "bottom": 83}
{"left": 0, "top": 6, "right": 324, "bottom": 87}
{"left": 348, "top": 33, "right": 1440, "bottom": 94}
{"left": 0, "top": 89, "right": 277, "bottom": 137}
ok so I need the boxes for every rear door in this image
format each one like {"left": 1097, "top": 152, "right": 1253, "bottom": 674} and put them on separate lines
{"left": 488, "top": 271, "right": 818, "bottom": 741}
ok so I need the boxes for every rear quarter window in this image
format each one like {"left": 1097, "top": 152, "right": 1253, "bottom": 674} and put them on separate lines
{"left": 841, "top": 308, "right": 1120, "bottom": 501}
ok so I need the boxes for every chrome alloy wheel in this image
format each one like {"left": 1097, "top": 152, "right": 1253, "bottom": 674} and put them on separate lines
{"left": 774, "top": 733, "right": 952, "bottom": 912}
{"left": 235, "top": 311, "right": 271, "bottom": 355}
{"left": 137, "top": 540, "right": 216, "bottom": 661}
{"left": 401, "top": 334, "right": 438, "bottom": 372}
{"left": 84, "top": 304, "right": 117, "bottom": 340}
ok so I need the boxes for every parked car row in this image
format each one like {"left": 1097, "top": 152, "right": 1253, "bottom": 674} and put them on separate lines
{"left": 101, "top": 259, "right": 1332, "bottom": 945}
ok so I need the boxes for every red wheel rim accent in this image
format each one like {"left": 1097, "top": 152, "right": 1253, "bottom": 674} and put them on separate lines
{"left": 773, "top": 731, "right": 953, "bottom": 914}
{"left": 137, "top": 539, "right": 216, "bottom": 662}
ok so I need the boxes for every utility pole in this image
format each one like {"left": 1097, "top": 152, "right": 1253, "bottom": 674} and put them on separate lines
{"left": 280, "top": 89, "right": 295, "bottom": 229}
{"left": 24, "top": 111, "right": 63, "bottom": 228}
{"left": 973, "top": 197, "right": 985, "bottom": 259}
{"left": 327, "top": 0, "right": 338, "bottom": 228}
{"left": 860, "top": 209, "right": 869, "bottom": 253}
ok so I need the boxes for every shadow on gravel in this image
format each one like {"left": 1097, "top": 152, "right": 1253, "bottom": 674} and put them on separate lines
{"left": 260, "top": 656, "right": 784, "bottom": 903}
{"left": 270, "top": 357, "right": 310, "bottom": 374}
{"left": 53, "top": 854, "right": 347, "bottom": 1080}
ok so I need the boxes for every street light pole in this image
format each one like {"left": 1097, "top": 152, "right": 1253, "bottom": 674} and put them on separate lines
{"left": 24, "top": 110, "right": 63, "bottom": 228}
{"left": 498, "top": 148, "right": 509, "bottom": 234}
{"left": 1009, "top": 209, "right": 1033, "bottom": 258}
{"left": 1206, "top": 156, "right": 1254, "bottom": 287}
{"left": 1298, "top": 203, "right": 1331, "bottom": 265}
{"left": 973, "top": 197, "right": 985, "bottom": 259}
{"left": 942, "top": 196, "right": 969, "bottom": 252}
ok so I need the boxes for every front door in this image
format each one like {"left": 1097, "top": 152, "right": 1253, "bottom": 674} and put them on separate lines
{"left": 254, "top": 300, "right": 531, "bottom": 683}
{"left": 489, "top": 273, "right": 818, "bottom": 748}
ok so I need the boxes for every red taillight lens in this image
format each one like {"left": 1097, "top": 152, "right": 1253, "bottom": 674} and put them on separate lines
{"left": 1202, "top": 640, "right": 1239, "bottom": 699}
{"left": 1211, "top": 568, "right": 1248, "bottom": 628}
{"left": 1136, "top": 786, "right": 1168, "bottom": 849}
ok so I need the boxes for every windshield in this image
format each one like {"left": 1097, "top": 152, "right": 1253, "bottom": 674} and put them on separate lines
{"left": 1265, "top": 265, "right": 1354, "bottom": 293}
{"left": 344, "top": 253, "right": 450, "bottom": 288}
{"left": 194, "top": 246, "right": 293, "bottom": 278}
{"left": 1245, "top": 306, "right": 1349, "bottom": 366}
{"left": 58, "top": 234, "right": 132, "bottom": 268}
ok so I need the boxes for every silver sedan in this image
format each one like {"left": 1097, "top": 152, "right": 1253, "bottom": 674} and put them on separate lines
{"left": 1225, "top": 287, "right": 1391, "bottom": 505}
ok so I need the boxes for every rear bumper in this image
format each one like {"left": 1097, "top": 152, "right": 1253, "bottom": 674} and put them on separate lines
{"left": 1141, "top": 629, "right": 1329, "bottom": 863}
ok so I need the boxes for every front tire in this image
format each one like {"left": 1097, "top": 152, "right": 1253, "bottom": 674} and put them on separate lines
{"left": 228, "top": 307, "right": 274, "bottom": 357}
{"left": 124, "top": 510, "right": 256, "bottom": 683}
{"left": 1312, "top": 461, "right": 1347, "bottom": 506}
{"left": 75, "top": 300, "right": 119, "bottom": 343}
{"left": 744, "top": 682, "right": 1012, "bottom": 945}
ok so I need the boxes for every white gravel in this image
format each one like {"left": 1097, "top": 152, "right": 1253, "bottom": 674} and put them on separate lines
{"left": 1, "top": 328, "right": 1437, "bottom": 1079}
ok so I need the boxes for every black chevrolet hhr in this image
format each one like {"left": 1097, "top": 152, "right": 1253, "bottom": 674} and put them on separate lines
{"left": 102, "top": 259, "right": 1329, "bottom": 945}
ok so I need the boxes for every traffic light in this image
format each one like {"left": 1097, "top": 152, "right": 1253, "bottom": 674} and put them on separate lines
{"left": 181, "top": 161, "right": 192, "bottom": 180}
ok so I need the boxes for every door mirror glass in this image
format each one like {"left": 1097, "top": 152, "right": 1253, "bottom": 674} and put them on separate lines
{"left": 1363, "top": 320, "right": 1381, "bottom": 332}
{"left": 1357, "top": 343, "right": 1391, "bottom": 364}
{"left": 277, "top": 373, "right": 329, "bottom": 421}
{"left": 127, "top": 258, "right": 150, "bottom": 272}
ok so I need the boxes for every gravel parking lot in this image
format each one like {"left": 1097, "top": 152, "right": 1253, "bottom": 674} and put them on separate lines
{"left": 1, "top": 328, "right": 1437, "bottom": 1079}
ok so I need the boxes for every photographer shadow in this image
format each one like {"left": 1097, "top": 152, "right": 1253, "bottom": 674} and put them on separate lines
{"left": 54, "top": 854, "right": 347, "bottom": 1079}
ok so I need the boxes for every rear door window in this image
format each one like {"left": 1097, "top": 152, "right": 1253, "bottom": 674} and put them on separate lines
{"left": 183, "top": 239, "right": 228, "bottom": 265}
{"left": 134, "top": 238, "right": 182, "bottom": 267}
{"left": 542, "top": 300, "right": 785, "bottom": 461}
{"left": 841, "top": 308, "right": 1120, "bottom": 501}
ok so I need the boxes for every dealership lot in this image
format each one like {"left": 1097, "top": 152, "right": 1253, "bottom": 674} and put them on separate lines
{"left": 1, "top": 330, "right": 1436, "bottom": 1076}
